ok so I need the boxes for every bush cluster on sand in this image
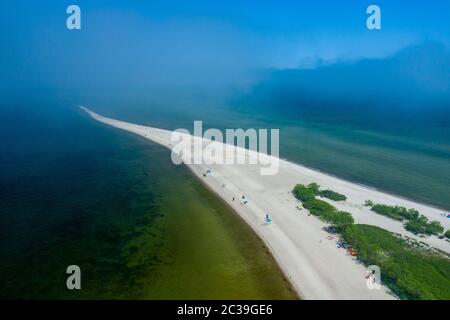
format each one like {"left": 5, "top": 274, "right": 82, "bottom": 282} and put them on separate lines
{"left": 293, "top": 183, "right": 450, "bottom": 300}
{"left": 365, "top": 202, "right": 444, "bottom": 236}
{"left": 370, "top": 204, "right": 419, "bottom": 221}
{"left": 293, "top": 183, "right": 347, "bottom": 202}
{"left": 342, "top": 224, "right": 450, "bottom": 300}
{"left": 293, "top": 183, "right": 352, "bottom": 229}
{"left": 319, "top": 189, "right": 347, "bottom": 201}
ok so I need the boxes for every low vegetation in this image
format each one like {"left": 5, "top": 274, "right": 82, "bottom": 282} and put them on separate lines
{"left": 342, "top": 224, "right": 450, "bottom": 300}
{"left": 293, "top": 183, "right": 346, "bottom": 202}
{"left": 370, "top": 204, "right": 419, "bottom": 221}
{"left": 303, "top": 199, "right": 354, "bottom": 228}
{"left": 293, "top": 183, "right": 353, "bottom": 229}
{"left": 319, "top": 189, "right": 347, "bottom": 201}
{"left": 293, "top": 183, "right": 318, "bottom": 202}
{"left": 365, "top": 202, "right": 444, "bottom": 236}
{"left": 405, "top": 217, "right": 444, "bottom": 236}
{"left": 445, "top": 230, "right": 450, "bottom": 239}
{"left": 293, "top": 183, "right": 450, "bottom": 300}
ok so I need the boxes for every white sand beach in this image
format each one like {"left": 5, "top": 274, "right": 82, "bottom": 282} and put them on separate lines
{"left": 82, "top": 107, "right": 450, "bottom": 300}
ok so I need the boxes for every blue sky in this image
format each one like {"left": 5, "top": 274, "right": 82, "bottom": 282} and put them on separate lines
{"left": 1, "top": 0, "right": 449, "bottom": 93}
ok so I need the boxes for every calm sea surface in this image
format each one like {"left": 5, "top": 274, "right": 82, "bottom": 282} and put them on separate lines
{"left": 0, "top": 104, "right": 295, "bottom": 299}
{"left": 1, "top": 94, "right": 448, "bottom": 298}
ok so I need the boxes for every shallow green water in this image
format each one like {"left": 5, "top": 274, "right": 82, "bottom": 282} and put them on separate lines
{"left": 0, "top": 105, "right": 296, "bottom": 299}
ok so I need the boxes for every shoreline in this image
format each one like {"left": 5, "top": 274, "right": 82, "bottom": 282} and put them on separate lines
{"left": 285, "top": 158, "right": 450, "bottom": 214}
{"left": 185, "top": 164, "right": 301, "bottom": 299}
{"left": 82, "top": 107, "right": 450, "bottom": 299}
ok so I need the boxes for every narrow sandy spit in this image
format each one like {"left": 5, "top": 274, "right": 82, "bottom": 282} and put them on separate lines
{"left": 82, "top": 107, "right": 450, "bottom": 300}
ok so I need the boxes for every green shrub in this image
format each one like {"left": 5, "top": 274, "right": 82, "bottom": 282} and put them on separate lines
{"left": 319, "top": 189, "right": 347, "bottom": 201}
{"left": 403, "top": 208, "right": 421, "bottom": 220}
{"left": 302, "top": 199, "right": 353, "bottom": 228}
{"left": 371, "top": 204, "right": 403, "bottom": 221}
{"left": 404, "top": 215, "right": 443, "bottom": 236}
{"left": 424, "top": 220, "right": 444, "bottom": 236}
{"left": 364, "top": 200, "right": 374, "bottom": 207}
{"left": 303, "top": 198, "right": 335, "bottom": 217}
{"left": 371, "top": 203, "right": 442, "bottom": 236}
{"left": 293, "top": 183, "right": 347, "bottom": 202}
{"left": 293, "top": 184, "right": 316, "bottom": 202}
{"left": 293, "top": 184, "right": 353, "bottom": 229}
{"left": 405, "top": 217, "right": 428, "bottom": 234}
{"left": 342, "top": 224, "right": 450, "bottom": 300}
{"left": 371, "top": 204, "right": 419, "bottom": 221}
{"left": 307, "top": 183, "right": 320, "bottom": 195}
{"left": 293, "top": 183, "right": 450, "bottom": 300}
{"left": 331, "top": 211, "right": 354, "bottom": 227}
{"left": 445, "top": 230, "right": 450, "bottom": 239}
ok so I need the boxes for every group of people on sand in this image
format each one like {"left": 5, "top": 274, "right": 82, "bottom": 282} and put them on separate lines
{"left": 232, "top": 195, "right": 248, "bottom": 205}
{"left": 204, "top": 169, "right": 271, "bottom": 222}
{"left": 230, "top": 194, "right": 272, "bottom": 224}
{"left": 203, "top": 170, "right": 272, "bottom": 225}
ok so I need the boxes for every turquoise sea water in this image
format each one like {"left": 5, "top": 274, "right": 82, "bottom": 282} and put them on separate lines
{"left": 96, "top": 99, "right": 450, "bottom": 211}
